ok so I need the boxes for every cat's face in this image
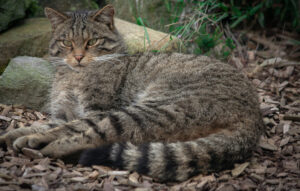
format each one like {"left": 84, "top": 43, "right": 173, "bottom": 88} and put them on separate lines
{"left": 45, "top": 5, "right": 124, "bottom": 69}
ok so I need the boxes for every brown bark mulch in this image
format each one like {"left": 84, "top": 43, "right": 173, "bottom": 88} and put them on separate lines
{"left": 0, "top": 47, "right": 300, "bottom": 190}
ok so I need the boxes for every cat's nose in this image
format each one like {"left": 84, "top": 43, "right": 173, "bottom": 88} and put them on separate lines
{"left": 75, "top": 55, "right": 84, "bottom": 62}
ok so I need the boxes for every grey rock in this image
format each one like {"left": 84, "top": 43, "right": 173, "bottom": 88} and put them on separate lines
{"left": 0, "top": 57, "right": 54, "bottom": 112}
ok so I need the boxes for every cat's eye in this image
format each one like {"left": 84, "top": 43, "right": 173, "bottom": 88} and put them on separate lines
{"left": 87, "top": 39, "right": 99, "bottom": 47}
{"left": 62, "top": 40, "right": 72, "bottom": 47}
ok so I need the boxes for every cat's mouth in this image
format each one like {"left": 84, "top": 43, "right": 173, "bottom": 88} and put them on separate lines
{"left": 74, "top": 63, "right": 85, "bottom": 67}
{"left": 68, "top": 61, "right": 89, "bottom": 68}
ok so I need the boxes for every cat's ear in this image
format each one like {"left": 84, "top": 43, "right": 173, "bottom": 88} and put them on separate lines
{"left": 92, "top": 5, "right": 115, "bottom": 30}
{"left": 44, "top": 7, "right": 68, "bottom": 30}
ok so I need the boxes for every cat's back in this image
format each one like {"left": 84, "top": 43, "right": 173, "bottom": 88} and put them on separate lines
{"left": 128, "top": 52, "right": 244, "bottom": 85}
{"left": 125, "top": 52, "right": 256, "bottom": 102}
{"left": 121, "top": 52, "right": 260, "bottom": 123}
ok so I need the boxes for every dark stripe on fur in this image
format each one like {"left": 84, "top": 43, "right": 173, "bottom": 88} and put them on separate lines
{"left": 82, "top": 131, "right": 93, "bottom": 141}
{"left": 115, "top": 62, "right": 129, "bottom": 98}
{"left": 82, "top": 118, "right": 106, "bottom": 140}
{"left": 136, "top": 144, "right": 150, "bottom": 174}
{"left": 50, "top": 42, "right": 57, "bottom": 50}
{"left": 79, "top": 144, "right": 113, "bottom": 166}
{"left": 108, "top": 113, "right": 124, "bottom": 135}
{"left": 198, "top": 137, "right": 233, "bottom": 172}
{"left": 47, "top": 123, "right": 57, "bottom": 129}
{"left": 55, "top": 112, "right": 67, "bottom": 122}
{"left": 95, "top": 112, "right": 108, "bottom": 120}
{"left": 119, "top": 108, "right": 146, "bottom": 129}
{"left": 81, "top": 23, "right": 86, "bottom": 37}
{"left": 145, "top": 104, "right": 175, "bottom": 121}
{"left": 85, "top": 103, "right": 105, "bottom": 111}
{"left": 53, "top": 50, "right": 61, "bottom": 57}
{"left": 183, "top": 143, "right": 199, "bottom": 177}
{"left": 64, "top": 124, "right": 82, "bottom": 134}
{"left": 164, "top": 145, "right": 178, "bottom": 181}
{"left": 133, "top": 105, "right": 158, "bottom": 117}
{"left": 114, "top": 143, "right": 126, "bottom": 169}
{"left": 132, "top": 105, "right": 164, "bottom": 128}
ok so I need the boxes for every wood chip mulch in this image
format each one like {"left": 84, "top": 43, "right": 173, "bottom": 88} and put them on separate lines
{"left": 0, "top": 58, "right": 299, "bottom": 191}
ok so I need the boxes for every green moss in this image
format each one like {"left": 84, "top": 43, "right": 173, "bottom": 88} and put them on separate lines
{"left": 0, "top": 62, "right": 8, "bottom": 75}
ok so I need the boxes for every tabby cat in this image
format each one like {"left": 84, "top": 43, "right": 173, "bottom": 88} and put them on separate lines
{"left": 0, "top": 5, "right": 264, "bottom": 182}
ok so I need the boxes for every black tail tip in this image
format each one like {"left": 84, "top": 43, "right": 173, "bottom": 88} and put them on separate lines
{"left": 78, "top": 144, "right": 113, "bottom": 166}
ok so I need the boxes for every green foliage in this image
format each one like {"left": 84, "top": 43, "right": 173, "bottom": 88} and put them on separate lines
{"left": 0, "top": 63, "right": 8, "bottom": 75}
{"left": 136, "top": 17, "right": 151, "bottom": 50}
{"left": 90, "top": 0, "right": 100, "bottom": 9}
{"left": 164, "top": 0, "right": 235, "bottom": 58}
{"left": 25, "top": 0, "right": 43, "bottom": 17}
{"left": 163, "top": 0, "right": 299, "bottom": 58}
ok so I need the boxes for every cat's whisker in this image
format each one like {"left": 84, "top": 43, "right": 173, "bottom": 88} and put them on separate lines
{"left": 92, "top": 54, "right": 126, "bottom": 64}
{"left": 48, "top": 57, "right": 80, "bottom": 72}
{"left": 64, "top": 64, "right": 80, "bottom": 72}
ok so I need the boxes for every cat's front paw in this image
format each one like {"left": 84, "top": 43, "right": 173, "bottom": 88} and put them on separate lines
{"left": 12, "top": 131, "right": 54, "bottom": 151}
{"left": 12, "top": 122, "right": 101, "bottom": 158}
{"left": 0, "top": 125, "right": 49, "bottom": 149}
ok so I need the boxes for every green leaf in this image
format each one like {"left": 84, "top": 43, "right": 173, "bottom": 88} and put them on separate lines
{"left": 289, "top": 39, "right": 300, "bottom": 45}
{"left": 258, "top": 12, "right": 265, "bottom": 27}
{"left": 231, "top": 6, "right": 242, "bottom": 17}
{"left": 230, "top": 14, "right": 247, "bottom": 28}
{"left": 215, "top": 12, "right": 229, "bottom": 22}
{"left": 225, "top": 38, "right": 236, "bottom": 49}
{"left": 222, "top": 51, "right": 231, "bottom": 58}
{"left": 136, "top": 17, "right": 143, "bottom": 26}
{"left": 248, "top": 3, "right": 263, "bottom": 16}
{"left": 136, "top": 17, "right": 151, "bottom": 47}
{"left": 164, "top": 0, "right": 171, "bottom": 12}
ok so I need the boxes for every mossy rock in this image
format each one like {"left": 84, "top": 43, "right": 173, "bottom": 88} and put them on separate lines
{"left": 0, "top": 18, "right": 51, "bottom": 74}
{"left": 0, "top": 57, "right": 54, "bottom": 111}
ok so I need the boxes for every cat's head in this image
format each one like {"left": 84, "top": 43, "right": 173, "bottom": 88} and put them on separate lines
{"left": 45, "top": 5, "right": 126, "bottom": 69}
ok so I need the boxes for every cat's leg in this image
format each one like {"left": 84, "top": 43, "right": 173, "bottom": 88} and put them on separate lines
{"left": 0, "top": 91, "right": 84, "bottom": 149}
{"left": 9, "top": 104, "right": 186, "bottom": 158}
{"left": 50, "top": 91, "right": 84, "bottom": 124}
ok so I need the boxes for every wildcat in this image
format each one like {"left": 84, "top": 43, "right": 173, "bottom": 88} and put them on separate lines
{"left": 0, "top": 5, "right": 264, "bottom": 182}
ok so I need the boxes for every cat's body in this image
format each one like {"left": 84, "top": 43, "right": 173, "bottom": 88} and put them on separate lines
{"left": 0, "top": 5, "right": 264, "bottom": 182}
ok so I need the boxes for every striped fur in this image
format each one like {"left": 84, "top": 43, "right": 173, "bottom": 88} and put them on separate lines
{"left": 0, "top": 5, "right": 264, "bottom": 182}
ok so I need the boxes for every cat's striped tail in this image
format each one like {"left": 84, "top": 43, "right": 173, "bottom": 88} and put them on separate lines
{"left": 79, "top": 124, "right": 261, "bottom": 182}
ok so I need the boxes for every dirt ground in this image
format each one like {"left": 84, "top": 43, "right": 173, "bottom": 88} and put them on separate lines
{"left": 0, "top": 32, "right": 299, "bottom": 191}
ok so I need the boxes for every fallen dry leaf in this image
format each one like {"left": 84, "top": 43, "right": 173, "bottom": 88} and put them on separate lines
{"left": 231, "top": 162, "right": 250, "bottom": 177}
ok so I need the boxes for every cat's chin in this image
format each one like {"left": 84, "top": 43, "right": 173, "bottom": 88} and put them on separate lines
{"left": 68, "top": 63, "right": 88, "bottom": 68}
{"left": 62, "top": 63, "right": 86, "bottom": 72}
{"left": 74, "top": 64, "right": 85, "bottom": 68}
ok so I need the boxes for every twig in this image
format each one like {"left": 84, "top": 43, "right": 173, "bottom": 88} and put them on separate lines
{"left": 248, "top": 57, "right": 300, "bottom": 77}
{"left": 164, "top": 21, "right": 185, "bottom": 27}
{"left": 224, "top": 24, "right": 245, "bottom": 61}
{"left": 283, "top": 115, "right": 300, "bottom": 122}
{"left": 281, "top": 106, "right": 300, "bottom": 112}
{"left": 247, "top": 33, "right": 281, "bottom": 50}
